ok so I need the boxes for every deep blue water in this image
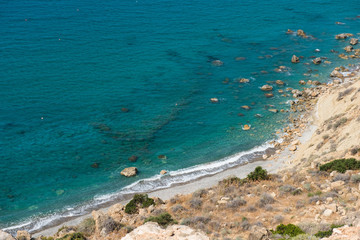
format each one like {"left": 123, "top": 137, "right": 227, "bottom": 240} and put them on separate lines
{"left": 1, "top": 0, "right": 359, "bottom": 232}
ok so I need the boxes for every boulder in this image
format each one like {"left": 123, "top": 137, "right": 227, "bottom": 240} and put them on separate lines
{"left": 286, "top": 29, "right": 293, "bottom": 34}
{"left": 160, "top": 170, "right": 167, "bottom": 175}
{"left": 350, "top": 38, "right": 359, "bottom": 45}
{"left": 268, "top": 109, "right": 278, "bottom": 113}
{"left": 211, "top": 60, "right": 223, "bottom": 66}
{"left": 330, "top": 70, "right": 344, "bottom": 78}
{"left": 291, "top": 55, "right": 300, "bottom": 63}
{"left": 241, "top": 105, "right": 251, "bottom": 110}
{"left": 0, "top": 231, "right": 15, "bottom": 240}
{"left": 121, "top": 167, "right": 138, "bottom": 177}
{"left": 335, "top": 33, "right": 353, "bottom": 39}
{"left": 265, "top": 93, "right": 274, "bottom": 98}
{"left": 122, "top": 222, "right": 209, "bottom": 240}
{"left": 344, "top": 45, "right": 353, "bottom": 52}
{"left": 331, "top": 181, "right": 345, "bottom": 189}
{"left": 260, "top": 85, "right": 273, "bottom": 91}
{"left": 313, "top": 57, "right": 322, "bottom": 64}
{"left": 248, "top": 225, "right": 271, "bottom": 240}
{"left": 242, "top": 124, "right": 251, "bottom": 131}
{"left": 323, "top": 209, "right": 333, "bottom": 217}
{"left": 16, "top": 231, "right": 31, "bottom": 240}
{"left": 299, "top": 80, "right": 306, "bottom": 85}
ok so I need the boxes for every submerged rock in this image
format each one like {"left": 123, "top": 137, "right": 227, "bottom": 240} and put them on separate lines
{"left": 158, "top": 155, "right": 167, "bottom": 160}
{"left": 291, "top": 55, "right": 300, "bottom": 63}
{"left": 128, "top": 155, "right": 138, "bottom": 162}
{"left": 121, "top": 167, "right": 138, "bottom": 177}
{"left": 211, "top": 60, "right": 223, "bottom": 66}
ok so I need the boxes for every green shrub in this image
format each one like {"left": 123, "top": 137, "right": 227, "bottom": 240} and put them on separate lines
{"left": 41, "top": 237, "right": 54, "bottom": 240}
{"left": 271, "top": 224, "right": 305, "bottom": 238}
{"left": 314, "top": 224, "right": 343, "bottom": 238}
{"left": 56, "top": 233, "right": 86, "bottom": 240}
{"left": 319, "top": 158, "right": 360, "bottom": 173}
{"left": 247, "top": 166, "right": 270, "bottom": 181}
{"left": 288, "top": 234, "right": 319, "bottom": 240}
{"left": 144, "top": 212, "right": 177, "bottom": 227}
{"left": 125, "top": 194, "right": 155, "bottom": 214}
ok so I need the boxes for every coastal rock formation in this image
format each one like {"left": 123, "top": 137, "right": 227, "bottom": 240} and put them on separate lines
{"left": 107, "top": 203, "right": 124, "bottom": 222}
{"left": 291, "top": 55, "right": 300, "bottom": 63}
{"left": 16, "top": 231, "right": 31, "bottom": 240}
{"left": 330, "top": 69, "right": 344, "bottom": 78}
{"left": 0, "top": 231, "right": 15, "bottom": 240}
{"left": 92, "top": 210, "right": 118, "bottom": 236}
{"left": 312, "top": 57, "right": 322, "bottom": 64}
{"left": 323, "top": 226, "right": 360, "bottom": 240}
{"left": 260, "top": 85, "right": 273, "bottom": 91}
{"left": 122, "top": 222, "right": 209, "bottom": 240}
{"left": 121, "top": 167, "right": 138, "bottom": 177}
{"left": 350, "top": 38, "right": 359, "bottom": 45}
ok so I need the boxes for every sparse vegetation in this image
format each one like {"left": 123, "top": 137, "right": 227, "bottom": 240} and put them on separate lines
{"left": 57, "top": 233, "right": 86, "bottom": 240}
{"left": 319, "top": 158, "right": 360, "bottom": 173}
{"left": 144, "top": 212, "right": 177, "bottom": 228}
{"left": 125, "top": 194, "right": 155, "bottom": 214}
{"left": 247, "top": 166, "right": 270, "bottom": 181}
{"left": 77, "top": 218, "right": 95, "bottom": 235}
{"left": 271, "top": 224, "right": 305, "bottom": 238}
{"left": 314, "top": 224, "right": 343, "bottom": 238}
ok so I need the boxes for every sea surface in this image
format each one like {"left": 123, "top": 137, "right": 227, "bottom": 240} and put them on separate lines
{"left": 1, "top": 0, "right": 360, "bottom": 233}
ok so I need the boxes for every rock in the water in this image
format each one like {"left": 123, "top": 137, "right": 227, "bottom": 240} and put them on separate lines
{"left": 210, "top": 98, "right": 219, "bottom": 103}
{"left": 242, "top": 124, "right": 251, "bottom": 131}
{"left": 260, "top": 85, "right": 273, "bottom": 91}
{"left": 241, "top": 105, "right": 251, "bottom": 110}
{"left": 297, "top": 29, "right": 307, "bottom": 38}
{"left": 350, "top": 38, "right": 359, "bottom": 45}
{"left": 291, "top": 55, "right": 300, "bottom": 63}
{"left": 0, "top": 231, "right": 15, "bottom": 240}
{"left": 299, "top": 80, "right": 306, "bottom": 85}
{"left": 158, "top": 155, "right": 167, "bottom": 160}
{"left": 211, "top": 60, "right": 223, "bottom": 66}
{"left": 335, "top": 33, "right": 353, "bottom": 39}
{"left": 330, "top": 70, "right": 344, "bottom": 78}
{"left": 128, "top": 155, "right": 138, "bottom": 162}
{"left": 344, "top": 45, "right": 353, "bottom": 53}
{"left": 160, "top": 170, "right": 167, "bottom": 175}
{"left": 312, "top": 57, "right": 322, "bottom": 64}
{"left": 238, "top": 78, "right": 250, "bottom": 83}
{"left": 121, "top": 107, "right": 129, "bottom": 113}
{"left": 91, "top": 162, "right": 100, "bottom": 168}
{"left": 121, "top": 167, "right": 138, "bottom": 177}
{"left": 275, "top": 80, "right": 284, "bottom": 85}
{"left": 265, "top": 93, "right": 274, "bottom": 98}
{"left": 286, "top": 29, "right": 293, "bottom": 34}
{"left": 16, "top": 231, "right": 31, "bottom": 240}
{"left": 248, "top": 225, "right": 271, "bottom": 240}
{"left": 268, "top": 109, "right": 278, "bottom": 113}
{"left": 122, "top": 222, "right": 209, "bottom": 240}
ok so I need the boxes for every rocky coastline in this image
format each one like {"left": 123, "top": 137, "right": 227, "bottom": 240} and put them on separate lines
{"left": 2, "top": 31, "right": 360, "bottom": 240}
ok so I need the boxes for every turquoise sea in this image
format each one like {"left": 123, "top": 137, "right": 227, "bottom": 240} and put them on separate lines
{"left": 1, "top": 0, "right": 360, "bottom": 233}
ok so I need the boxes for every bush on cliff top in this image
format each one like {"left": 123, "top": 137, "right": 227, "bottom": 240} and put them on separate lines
{"left": 144, "top": 212, "right": 177, "bottom": 227}
{"left": 314, "top": 224, "right": 343, "bottom": 238}
{"left": 125, "top": 194, "right": 155, "bottom": 214}
{"left": 319, "top": 158, "right": 360, "bottom": 173}
{"left": 271, "top": 224, "right": 305, "bottom": 238}
{"left": 247, "top": 166, "right": 270, "bottom": 181}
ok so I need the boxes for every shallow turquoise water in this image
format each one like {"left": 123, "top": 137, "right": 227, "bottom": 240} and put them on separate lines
{"left": 0, "top": 0, "right": 359, "bottom": 232}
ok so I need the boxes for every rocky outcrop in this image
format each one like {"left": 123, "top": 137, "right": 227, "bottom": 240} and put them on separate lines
{"left": 121, "top": 167, "right": 138, "bottom": 177}
{"left": 122, "top": 222, "right": 209, "bottom": 240}
{"left": 0, "top": 231, "right": 15, "bottom": 240}
{"left": 92, "top": 210, "right": 118, "bottom": 237}
{"left": 297, "top": 29, "right": 307, "bottom": 38}
{"left": 291, "top": 55, "right": 300, "bottom": 63}
{"left": 330, "top": 69, "right": 344, "bottom": 78}
{"left": 248, "top": 225, "right": 270, "bottom": 240}
{"left": 16, "top": 231, "right": 31, "bottom": 240}
{"left": 323, "top": 226, "right": 360, "bottom": 240}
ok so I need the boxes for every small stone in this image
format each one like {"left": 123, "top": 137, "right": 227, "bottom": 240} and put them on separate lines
{"left": 160, "top": 170, "right": 167, "bottom": 175}
{"left": 265, "top": 93, "right": 274, "bottom": 98}
{"left": 121, "top": 167, "right": 138, "bottom": 177}
{"left": 291, "top": 55, "right": 300, "bottom": 63}
{"left": 242, "top": 124, "right": 251, "bottom": 131}
{"left": 241, "top": 105, "right": 251, "bottom": 110}
{"left": 268, "top": 109, "right": 278, "bottom": 113}
{"left": 323, "top": 209, "right": 333, "bottom": 217}
{"left": 299, "top": 80, "right": 306, "bottom": 85}
{"left": 276, "top": 80, "right": 285, "bottom": 85}
{"left": 286, "top": 29, "right": 293, "bottom": 34}
{"left": 262, "top": 154, "right": 268, "bottom": 160}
